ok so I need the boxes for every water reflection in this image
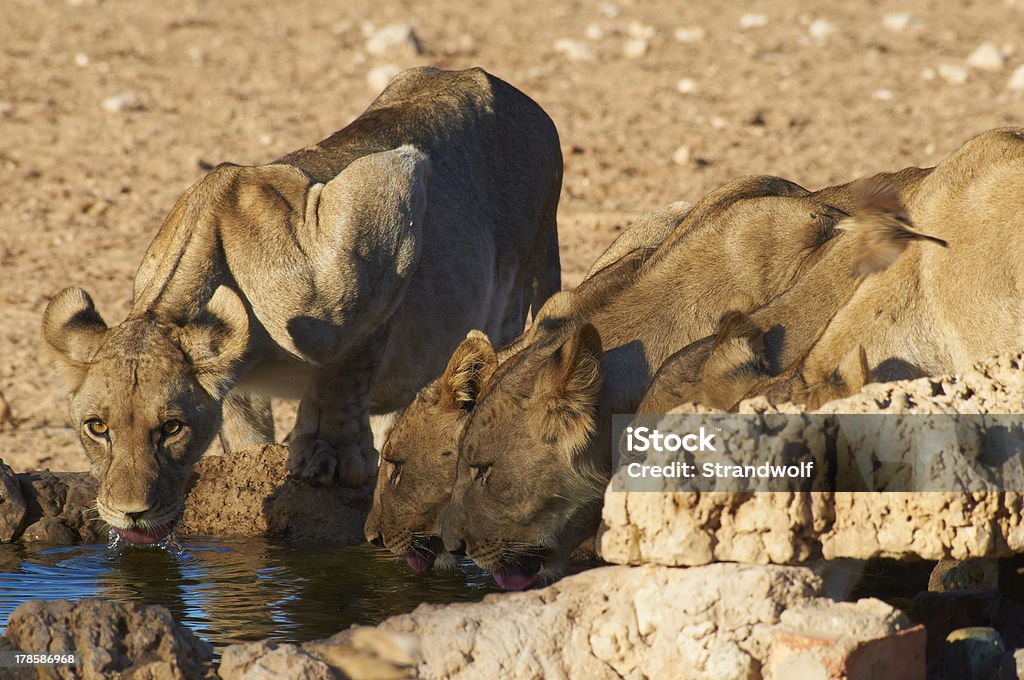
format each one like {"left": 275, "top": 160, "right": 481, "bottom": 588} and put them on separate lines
{"left": 0, "top": 539, "right": 500, "bottom": 648}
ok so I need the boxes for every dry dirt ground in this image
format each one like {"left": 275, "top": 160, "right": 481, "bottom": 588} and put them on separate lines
{"left": 1, "top": 0, "right": 1022, "bottom": 472}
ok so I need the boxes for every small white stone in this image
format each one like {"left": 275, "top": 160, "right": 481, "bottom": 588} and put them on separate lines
{"left": 872, "top": 89, "right": 894, "bottom": 101}
{"left": 554, "top": 38, "right": 595, "bottom": 62}
{"left": 1008, "top": 64, "right": 1024, "bottom": 91}
{"left": 676, "top": 78, "right": 698, "bottom": 94}
{"left": 921, "top": 67, "right": 936, "bottom": 81}
{"left": 584, "top": 23, "right": 604, "bottom": 41}
{"left": 0, "top": 101, "right": 14, "bottom": 117}
{"left": 74, "top": 52, "right": 90, "bottom": 66}
{"left": 739, "top": 13, "right": 768, "bottom": 30}
{"left": 365, "top": 23, "right": 422, "bottom": 57}
{"left": 882, "top": 13, "right": 915, "bottom": 32}
{"left": 966, "top": 42, "right": 1007, "bottom": 71}
{"left": 674, "top": 26, "right": 706, "bottom": 43}
{"left": 258, "top": 134, "right": 274, "bottom": 146}
{"left": 925, "top": 143, "right": 937, "bottom": 155}
{"left": 710, "top": 116, "right": 727, "bottom": 130}
{"left": 366, "top": 64, "right": 403, "bottom": 92}
{"left": 187, "top": 46, "right": 204, "bottom": 62}
{"left": 102, "top": 92, "right": 142, "bottom": 113}
{"left": 627, "top": 21, "right": 656, "bottom": 40}
{"left": 623, "top": 38, "right": 649, "bottom": 59}
{"left": 597, "top": 2, "right": 620, "bottom": 18}
{"left": 808, "top": 19, "right": 836, "bottom": 42}
{"left": 672, "top": 145, "right": 692, "bottom": 165}
{"left": 938, "top": 64, "right": 969, "bottom": 85}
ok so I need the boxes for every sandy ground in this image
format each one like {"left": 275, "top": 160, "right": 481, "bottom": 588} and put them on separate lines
{"left": 1, "top": 0, "right": 1022, "bottom": 472}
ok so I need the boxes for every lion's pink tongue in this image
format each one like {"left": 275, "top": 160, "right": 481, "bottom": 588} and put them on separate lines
{"left": 493, "top": 566, "right": 540, "bottom": 591}
{"left": 114, "top": 525, "right": 171, "bottom": 545}
{"left": 406, "top": 552, "right": 435, "bottom": 575}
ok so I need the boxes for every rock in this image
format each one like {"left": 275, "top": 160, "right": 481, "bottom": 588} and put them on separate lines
{"left": 596, "top": 2, "right": 619, "bottom": 19}
{"left": 3, "top": 600, "right": 212, "bottom": 679}
{"left": 674, "top": 26, "right": 706, "bottom": 43}
{"left": 938, "top": 64, "right": 969, "bottom": 85}
{"left": 0, "top": 460, "right": 26, "bottom": 542}
{"left": 672, "top": 145, "right": 692, "bottom": 165}
{"left": 622, "top": 38, "right": 648, "bottom": 59}
{"left": 929, "top": 558, "right": 999, "bottom": 592}
{"left": 222, "top": 627, "right": 420, "bottom": 679}
{"left": 553, "top": 38, "right": 594, "bottom": 62}
{"left": 179, "top": 444, "right": 370, "bottom": 544}
{"left": 601, "top": 352, "right": 1024, "bottom": 567}
{"left": 967, "top": 42, "right": 1008, "bottom": 71}
{"left": 1008, "top": 65, "right": 1024, "bottom": 91}
{"left": 739, "top": 13, "right": 768, "bottom": 30}
{"left": 21, "top": 517, "right": 75, "bottom": 544}
{"left": 626, "top": 21, "right": 655, "bottom": 40}
{"left": 366, "top": 64, "right": 403, "bottom": 92}
{"left": 102, "top": 92, "right": 143, "bottom": 113}
{"left": 0, "top": 101, "right": 13, "bottom": 117}
{"left": 808, "top": 19, "right": 836, "bottom": 43}
{"left": 882, "top": 13, "right": 916, "bottom": 32}
{"left": 766, "top": 599, "right": 925, "bottom": 680}
{"left": 1000, "top": 648, "right": 1024, "bottom": 679}
{"left": 364, "top": 24, "right": 421, "bottom": 57}
{"left": 912, "top": 589, "right": 1024, "bottom": 664}
{"left": 945, "top": 627, "right": 1005, "bottom": 680}
{"left": 676, "top": 78, "right": 698, "bottom": 94}
{"left": 583, "top": 23, "right": 604, "bottom": 41}
{"left": 873, "top": 89, "right": 895, "bottom": 101}
{"left": 333, "top": 563, "right": 923, "bottom": 679}
{"left": 219, "top": 640, "right": 335, "bottom": 680}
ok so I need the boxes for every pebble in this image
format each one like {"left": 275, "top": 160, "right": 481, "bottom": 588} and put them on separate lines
{"left": 672, "top": 145, "right": 692, "bottom": 165}
{"left": 258, "top": 133, "right": 274, "bottom": 146}
{"left": 808, "top": 19, "right": 836, "bottom": 42}
{"left": 365, "top": 23, "right": 422, "bottom": 57}
{"left": 674, "top": 26, "right": 706, "bottom": 43}
{"left": 882, "top": 13, "right": 915, "bottom": 32}
{"left": 739, "top": 13, "right": 768, "bottom": 30}
{"left": 554, "top": 38, "right": 595, "bottom": 62}
{"left": 710, "top": 116, "right": 727, "bottom": 130}
{"left": 966, "top": 42, "right": 1007, "bottom": 71}
{"left": 0, "top": 102, "right": 14, "bottom": 117}
{"left": 623, "top": 38, "right": 649, "bottom": 59}
{"left": 584, "top": 23, "right": 604, "bottom": 41}
{"left": 188, "top": 46, "right": 204, "bottom": 62}
{"left": 676, "top": 78, "right": 698, "bottom": 94}
{"left": 627, "top": 22, "right": 656, "bottom": 40}
{"left": 102, "top": 92, "right": 143, "bottom": 113}
{"left": 367, "top": 64, "right": 402, "bottom": 92}
{"left": 938, "top": 64, "right": 969, "bottom": 85}
{"left": 1009, "top": 64, "right": 1024, "bottom": 91}
{"left": 73, "top": 52, "right": 89, "bottom": 67}
{"left": 872, "top": 89, "right": 895, "bottom": 101}
{"left": 597, "top": 3, "right": 620, "bottom": 18}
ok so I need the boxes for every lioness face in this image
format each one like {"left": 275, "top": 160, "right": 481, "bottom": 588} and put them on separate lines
{"left": 71, "top": 320, "right": 222, "bottom": 544}
{"left": 442, "top": 323, "right": 605, "bottom": 590}
{"left": 364, "top": 332, "right": 497, "bottom": 573}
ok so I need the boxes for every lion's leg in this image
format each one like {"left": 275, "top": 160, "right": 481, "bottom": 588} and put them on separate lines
{"left": 219, "top": 389, "right": 274, "bottom": 452}
{"left": 286, "top": 331, "right": 387, "bottom": 487}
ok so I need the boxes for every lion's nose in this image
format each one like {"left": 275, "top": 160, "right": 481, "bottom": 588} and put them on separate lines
{"left": 125, "top": 510, "right": 146, "bottom": 523}
{"left": 367, "top": 533, "right": 385, "bottom": 547}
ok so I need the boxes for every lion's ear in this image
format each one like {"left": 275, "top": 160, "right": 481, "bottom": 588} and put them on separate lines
{"left": 534, "top": 323, "right": 603, "bottom": 453}
{"left": 41, "top": 287, "right": 108, "bottom": 390}
{"left": 438, "top": 331, "right": 497, "bottom": 411}
{"left": 176, "top": 286, "right": 250, "bottom": 399}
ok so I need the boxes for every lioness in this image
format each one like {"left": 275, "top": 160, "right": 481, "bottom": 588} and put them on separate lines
{"left": 41, "top": 67, "right": 562, "bottom": 545}
{"left": 439, "top": 175, "right": 894, "bottom": 588}
{"left": 364, "top": 202, "right": 692, "bottom": 574}
{"left": 643, "top": 128, "right": 1024, "bottom": 412}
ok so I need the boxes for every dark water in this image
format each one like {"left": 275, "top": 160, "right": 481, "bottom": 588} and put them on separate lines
{"left": 0, "top": 538, "right": 501, "bottom": 648}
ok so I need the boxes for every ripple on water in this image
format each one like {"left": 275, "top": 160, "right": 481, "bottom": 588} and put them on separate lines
{"left": 0, "top": 538, "right": 500, "bottom": 648}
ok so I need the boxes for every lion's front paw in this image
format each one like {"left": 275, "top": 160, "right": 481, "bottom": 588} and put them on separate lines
{"left": 286, "top": 437, "right": 338, "bottom": 485}
{"left": 335, "top": 444, "right": 377, "bottom": 487}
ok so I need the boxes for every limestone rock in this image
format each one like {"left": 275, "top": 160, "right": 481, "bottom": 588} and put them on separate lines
{"left": 218, "top": 640, "right": 335, "bottom": 680}
{"left": 0, "top": 459, "right": 26, "bottom": 542}
{"left": 2, "top": 599, "right": 212, "bottom": 679}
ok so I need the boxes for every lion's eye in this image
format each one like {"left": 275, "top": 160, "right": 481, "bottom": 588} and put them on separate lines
{"left": 84, "top": 419, "right": 108, "bottom": 439}
{"left": 385, "top": 460, "right": 402, "bottom": 485}
{"left": 470, "top": 463, "right": 492, "bottom": 484}
{"left": 161, "top": 420, "right": 184, "bottom": 437}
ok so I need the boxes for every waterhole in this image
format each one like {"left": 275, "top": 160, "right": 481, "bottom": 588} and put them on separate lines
{"left": 0, "top": 538, "right": 501, "bottom": 649}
